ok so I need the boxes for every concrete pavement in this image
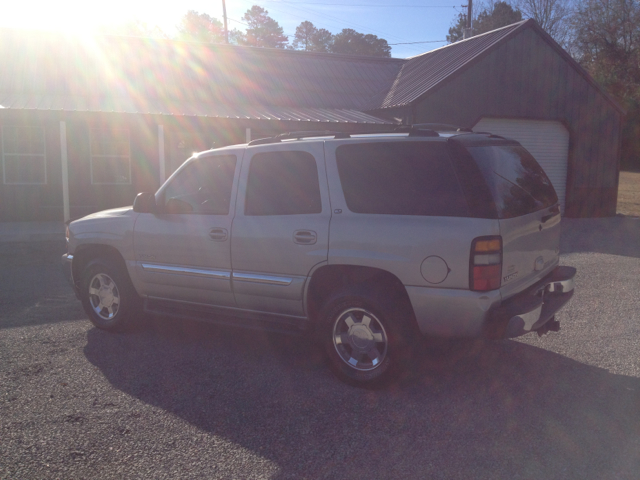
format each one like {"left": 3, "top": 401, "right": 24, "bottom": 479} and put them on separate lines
{"left": 0, "top": 221, "right": 65, "bottom": 243}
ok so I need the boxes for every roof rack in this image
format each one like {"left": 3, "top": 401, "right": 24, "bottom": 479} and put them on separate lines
{"left": 248, "top": 131, "right": 350, "bottom": 146}
{"left": 246, "top": 124, "right": 474, "bottom": 146}
{"left": 412, "top": 123, "right": 473, "bottom": 133}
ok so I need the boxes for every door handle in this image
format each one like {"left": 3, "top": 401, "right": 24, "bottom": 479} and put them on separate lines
{"left": 209, "top": 228, "right": 228, "bottom": 241}
{"left": 293, "top": 230, "right": 317, "bottom": 245}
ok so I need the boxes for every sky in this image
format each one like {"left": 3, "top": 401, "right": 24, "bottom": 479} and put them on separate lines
{"left": 0, "top": 0, "right": 466, "bottom": 58}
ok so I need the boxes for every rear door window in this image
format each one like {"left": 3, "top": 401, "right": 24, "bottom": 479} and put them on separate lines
{"left": 245, "top": 151, "right": 322, "bottom": 216}
{"left": 335, "top": 142, "right": 469, "bottom": 217}
{"left": 467, "top": 145, "right": 557, "bottom": 218}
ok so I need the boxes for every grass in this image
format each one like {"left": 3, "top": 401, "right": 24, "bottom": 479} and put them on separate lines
{"left": 617, "top": 171, "right": 640, "bottom": 217}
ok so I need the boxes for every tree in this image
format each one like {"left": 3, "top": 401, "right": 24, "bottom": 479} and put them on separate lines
{"left": 330, "top": 28, "right": 391, "bottom": 57}
{"left": 571, "top": 0, "right": 640, "bottom": 169}
{"left": 312, "top": 28, "right": 334, "bottom": 53}
{"left": 571, "top": 0, "right": 640, "bottom": 101}
{"left": 447, "top": 1, "right": 522, "bottom": 43}
{"left": 447, "top": 13, "right": 467, "bottom": 43}
{"left": 291, "top": 21, "right": 334, "bottom": 52}
{"left": 474, "top": 1, "right": 523, "bottom": 34}
{"left": 292, "top": 21, "right": 316, "bottom": 50}
{"left": 235, "top": 6, "right": 288, "bottom": 48}
{"left": 177, "top": 10, "right": 224, "bottom": 43}
{"left": 515, "top": 0, "right": 573, "bottom": 45}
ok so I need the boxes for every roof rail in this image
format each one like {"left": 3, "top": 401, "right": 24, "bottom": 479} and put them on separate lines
{"left": 248, "top": 131, "right": 350, "bottom": 146}
{"left": 246, "top": 124, "right": 476, "bottom": 146}
{"left": 412, "top": 123, "right": 473, "bottom": 133}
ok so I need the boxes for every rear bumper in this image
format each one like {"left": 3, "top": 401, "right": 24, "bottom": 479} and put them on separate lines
{"left": 484, "top": 266, "right": 576, "bottom": 339}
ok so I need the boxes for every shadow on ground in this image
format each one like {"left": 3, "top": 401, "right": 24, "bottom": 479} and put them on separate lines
{"left": 84, "top": 317, "right": 640, "bottom": 479}
{"left": 561, "top": 216, "right": 640, "bottom": 258}
{"left": 0, "top": 241, "right": 84, "bottom": 329}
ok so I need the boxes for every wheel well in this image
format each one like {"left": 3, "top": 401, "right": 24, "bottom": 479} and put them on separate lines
{"left": 72, "top": 244, "right": 129, "bottom": 287}
{"left": 307, "top": 265, "right": 416, "bottom": 325}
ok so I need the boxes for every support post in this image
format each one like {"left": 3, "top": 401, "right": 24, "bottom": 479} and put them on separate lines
{"left": 245, "top": 127, "right": 251, "bottom": 143}
{"left": 60, "top": 121, "right": 70, "bottom": 223}
{"left": 158, "top": 124, "right": 165, "bottom": 185}
{"left": 463, "top": 0, "right": 473, "bottom": 39}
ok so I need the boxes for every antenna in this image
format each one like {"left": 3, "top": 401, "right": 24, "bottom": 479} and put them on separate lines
{"left": 222, "top": 0, "right": 229, "bottom": 44}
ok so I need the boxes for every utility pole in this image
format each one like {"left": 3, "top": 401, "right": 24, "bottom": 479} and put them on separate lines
{"left": 463, "top": 0, "right": 473, "bottom": 39}
{"left": 222, "top": 0, "right": 229, "bottom": 44}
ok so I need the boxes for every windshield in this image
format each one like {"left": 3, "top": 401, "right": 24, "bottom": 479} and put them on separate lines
{"left": 468, "top": 145, "right": 558, "bottom": 219}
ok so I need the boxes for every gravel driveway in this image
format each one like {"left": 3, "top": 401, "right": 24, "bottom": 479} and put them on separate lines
{"left": 1, "top": 217, "right": 639, "bottom": 479}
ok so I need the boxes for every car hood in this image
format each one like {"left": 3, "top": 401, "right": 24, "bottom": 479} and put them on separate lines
{"left": 69, "top": 207, "right": 137, "bottom": 248}
{"left": 76, "top": 206, "right": 133, "bottom": 221}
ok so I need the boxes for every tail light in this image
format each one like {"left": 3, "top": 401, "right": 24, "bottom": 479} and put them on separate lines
{"left": 470, "top": 236, "right": 502, "bottom": 291}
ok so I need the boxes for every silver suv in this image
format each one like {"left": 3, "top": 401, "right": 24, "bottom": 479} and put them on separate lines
{"left": 62, "top": 127, "right": 576, "bottom": 385}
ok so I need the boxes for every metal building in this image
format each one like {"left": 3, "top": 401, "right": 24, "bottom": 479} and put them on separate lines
{"left": 370, "top": 20, "right": 624, "bottom": 217}
{"left": 0, "top": 20, "right": 622, "bottom": 221}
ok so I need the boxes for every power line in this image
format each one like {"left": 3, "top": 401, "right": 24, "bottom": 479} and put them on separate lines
{"left": 388, "top": 40, "right": 447, "bottom": 45}
{"left": 264, "top": 1, "right": 454, "bottom": 6}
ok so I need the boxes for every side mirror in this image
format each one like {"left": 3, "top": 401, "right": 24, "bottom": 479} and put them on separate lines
{"left": 133, "top": 192, "right": 157, "bottom": 213}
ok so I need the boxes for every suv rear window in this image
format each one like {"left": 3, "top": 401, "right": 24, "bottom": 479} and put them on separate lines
{"left": 467, "top": 145, "right": 558, "bottom": 219}
{"left": 336, "top": 142, "right": 469, "bottom": 217}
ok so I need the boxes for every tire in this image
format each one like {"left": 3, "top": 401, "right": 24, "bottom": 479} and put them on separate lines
{"left": 80, "top": 257, "right": 140, "bottom": 332}
{"left": 320, "top": 291, "right": 415, "bottom": 387}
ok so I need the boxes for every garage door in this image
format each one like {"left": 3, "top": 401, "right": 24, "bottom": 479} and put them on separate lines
{"left": 473, "top": 118, "right": 569, "bottom": 213}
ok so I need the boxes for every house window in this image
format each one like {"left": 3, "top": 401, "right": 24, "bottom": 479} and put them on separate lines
{"left": 90, "top": 128, "right": 131, "bottom": 184}
{"left": 2, "top": 126, "right": 47, "bottom": 185}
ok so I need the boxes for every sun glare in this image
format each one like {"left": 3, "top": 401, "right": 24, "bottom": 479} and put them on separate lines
{"left": 1, "top": 1, "right": 185, "bottom": 36}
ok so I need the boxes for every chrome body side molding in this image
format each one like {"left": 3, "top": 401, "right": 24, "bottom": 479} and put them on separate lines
{"left": 232, "top": 272, "right": 293, "bottom": 286}
{"left": 141, "top": 263, "right": 231, "bottom": 280}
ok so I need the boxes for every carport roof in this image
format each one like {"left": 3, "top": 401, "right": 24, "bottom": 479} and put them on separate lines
{"left": 0, "top": 28, "right": 401, "bottom": 123}
{"left": 0, "top": 93, "right": 393, "bottom": 124}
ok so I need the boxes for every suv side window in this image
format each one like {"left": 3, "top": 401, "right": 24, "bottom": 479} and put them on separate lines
{"left": 336, "top": 142, "right": 469, "bottom": 217}
{"left": 245, "top": 151, "right": 322, "bottom": 216}
{"left": 161, "top": 155, "right": 237, "bottom": 214}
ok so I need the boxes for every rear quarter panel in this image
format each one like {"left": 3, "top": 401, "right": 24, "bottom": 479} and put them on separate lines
{"left": 323, "top": 139, "right": 500, "bottom": 288}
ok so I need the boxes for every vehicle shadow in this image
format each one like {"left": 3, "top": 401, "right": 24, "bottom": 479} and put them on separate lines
{"left": 84, "top": 317, "right": 640, "bottom": 480}
{"left": 561, "top": 216, "right": 640, "bottom": 258}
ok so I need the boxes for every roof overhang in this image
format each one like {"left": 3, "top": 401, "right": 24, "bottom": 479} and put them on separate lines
{"left": 0, "top": 94, "right": 394, "bottom": 124}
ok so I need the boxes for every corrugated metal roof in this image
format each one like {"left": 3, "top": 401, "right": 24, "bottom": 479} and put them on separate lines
{"left": 380, "top": 21, "right": 526, "bottom": 108}
{"left": 0, "top": 28, "right": 403, "bottom": 122}
{"left": 0, "top": 22, "right": 622, "bottom": 119}
{"left": 0, "top": 92, "right": 393, "bottom": 124}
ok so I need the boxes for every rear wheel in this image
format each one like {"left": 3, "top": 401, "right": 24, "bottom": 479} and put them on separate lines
{"left": 321, "top": 292, "right": 414, "bottom": 386}
{"left": 80, "top": 258, "right": 140, "bottom": 332}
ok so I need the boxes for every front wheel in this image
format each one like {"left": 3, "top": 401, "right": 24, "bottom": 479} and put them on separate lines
{"left": 80, "top": 258, "right": 139, "bottom": 332}
{"left": 321, "top": 293, "right": 414, "bottom": 386}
